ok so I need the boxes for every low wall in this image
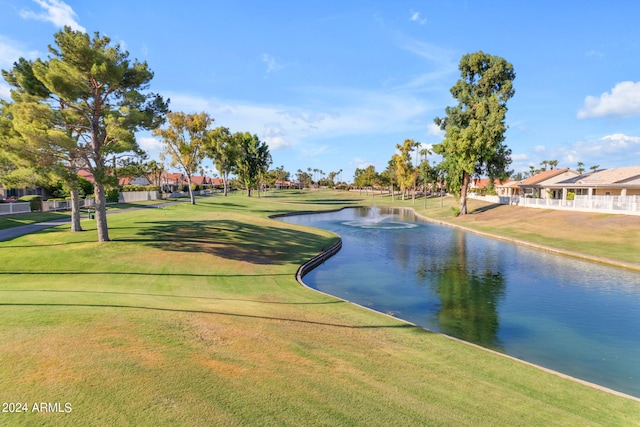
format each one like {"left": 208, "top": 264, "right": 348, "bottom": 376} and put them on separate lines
{"left": 119, "top": 191, "right": 160, "bottom": 203}
{"left": 295, "top": 239, "right": 343, "bottom": 282}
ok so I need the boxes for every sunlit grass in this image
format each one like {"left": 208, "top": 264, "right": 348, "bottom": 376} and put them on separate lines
{"left": 1, "top": 190, "right": 639, "bottom": 426}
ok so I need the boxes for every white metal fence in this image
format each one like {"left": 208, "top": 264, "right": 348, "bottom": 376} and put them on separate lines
{"left": 0, "top": 202, "right": 31, "bottom": 215}
{"left": 42, "top": 198, "right": 95, "bottom": 212}
{"left": 469, "top": 193, "right": 640, "bottom": 216}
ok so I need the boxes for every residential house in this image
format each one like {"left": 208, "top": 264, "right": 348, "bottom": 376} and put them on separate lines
{"left": 495, "top": 180, "right": 522, "bottom": 197}
{"left": 161, "top": 172, "right": 186, "bottom": 192}
{"left": 190, "top": 175, "right": 212, "bottom": 189}
{"left": 119, "top": 176, "right": 151, "bottom": 187}
{"left": 470, "top": 178, "right": 513, "bottom": 195}
{"left": 516, "top": 168, "right": 579, "bottom": 199}
{"left": 78, "top": 169, "right": 95, "bottom": 183}
{"left": 275, "top": 179, "right": 303, "bottom": 189}
{"left": 554, "top": 166, "right": 640, "bottom": 198}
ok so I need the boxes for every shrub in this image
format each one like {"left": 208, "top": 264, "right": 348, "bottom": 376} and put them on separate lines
{"left": 106, "top": 188, "right": 120, "bottom": 203}
{"left": 122, "top": 185, "right": 159, "bottom": 192}
{"left": 18, "top": 195, "right": 43, "bottom": 211}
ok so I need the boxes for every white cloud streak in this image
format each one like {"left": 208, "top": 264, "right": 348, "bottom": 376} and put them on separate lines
{"left": 0, "top": 36, "right": 39, "bottom": 68}
{"left": 20, "top": 0, "right": 85, "bottom": 32}
{"left": 409, "top": 10, "right": 427, "bottom": 25}
{"left": 0, "top": 83, "right": 11, "bottom": 100}
{"left": 165, "top": 86, "right": 433, "bottom": 154}
{"left": 261, "top": 53, "right": 283, "bottom": 74}
{"left": 578, "top": 81, "right": 640, "bottom": 119}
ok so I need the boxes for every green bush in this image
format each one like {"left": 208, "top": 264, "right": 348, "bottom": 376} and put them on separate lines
{"left": 106, "top": 188, "right": 120, "bottom": 203}
{"left": 122, "top": 185, "right": 159, "bottom": 192}
{"left": 18, "top": 195, "right": 42, "bottom": 211}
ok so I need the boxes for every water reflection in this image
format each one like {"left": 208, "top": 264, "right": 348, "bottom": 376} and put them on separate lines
{"left": 428, "top": 232, "right": 506, "bottom": 350}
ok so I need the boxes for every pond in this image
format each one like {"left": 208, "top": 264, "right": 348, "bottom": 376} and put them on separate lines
{"left": 278, "top": 207, "right": 640, "bottom": 398}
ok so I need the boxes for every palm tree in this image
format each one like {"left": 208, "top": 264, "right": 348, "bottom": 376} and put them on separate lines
{"left": 576, "top": 162, "right": 585, "bottom": 174}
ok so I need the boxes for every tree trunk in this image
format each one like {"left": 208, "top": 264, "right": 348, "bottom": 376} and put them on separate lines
{"left": 223, "top": 172, "right": 228, "bottom": 196}
{"left": 70, "top": 188, "right": 83, "bottom": 232}
{"left": 459, "top": 171, "right": 470, "bottom": 215}
{"left": 94, "top": 182, "right": 110, "bottom": 242}
{"left": 186, "top": 175, "right": 195, "bottom": 204}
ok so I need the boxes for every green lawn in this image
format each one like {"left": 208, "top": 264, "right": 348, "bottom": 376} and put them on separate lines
{"left": 1, "top": 190, "right": 639, "bottom": 426}
{"left": 0, "top": 211, "right": 71, "bottom": 230}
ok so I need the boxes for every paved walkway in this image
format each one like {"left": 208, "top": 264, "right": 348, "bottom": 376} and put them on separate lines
{"left": 0, "top": 200, "right": 183, "bottom": 242}
{"left": 0, "top": 218, "right": 72, "bottom": 241}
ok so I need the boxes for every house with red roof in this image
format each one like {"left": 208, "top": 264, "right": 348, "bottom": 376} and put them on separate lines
{"left": 513, "top": 168, "right": 580, "bottom": 199}
{"left": 161, "top": 172, "right": 187, "bottom": 192}
{"left": 470, "top": 178, "right": 513, "bottom": 195}
{"left": 190, "top": 175, "right": 212, "bottom": 188}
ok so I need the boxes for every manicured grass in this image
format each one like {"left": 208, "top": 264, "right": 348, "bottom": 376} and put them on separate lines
{"left": 1, "top": 191, "right": 639, "bottom": 426}
{"left": 0, "top": 211, "right": 71, "bottom": 230}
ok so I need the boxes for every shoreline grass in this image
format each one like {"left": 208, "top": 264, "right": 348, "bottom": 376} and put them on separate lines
{"left": 1, "top": 190, "right": 639, "bottom": 426}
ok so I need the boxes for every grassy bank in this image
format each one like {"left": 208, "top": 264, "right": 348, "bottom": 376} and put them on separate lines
{"left": 1, "top": 190, "right": 639, "bottom": 426}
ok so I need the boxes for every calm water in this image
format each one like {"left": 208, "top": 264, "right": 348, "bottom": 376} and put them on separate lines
{"left": 279, "top": 207, "right": 640, "bottom": 398}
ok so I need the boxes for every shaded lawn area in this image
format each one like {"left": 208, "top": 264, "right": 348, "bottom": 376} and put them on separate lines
{"left": 0, "top": 191, "right": 639, "bottom": 426}
{"left": 0, "top": 211, "right": 71, "bottom": 230}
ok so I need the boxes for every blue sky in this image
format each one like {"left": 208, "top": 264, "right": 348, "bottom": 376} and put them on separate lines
{"left": 1, "top": 0, "right": 639, "bottom": 182}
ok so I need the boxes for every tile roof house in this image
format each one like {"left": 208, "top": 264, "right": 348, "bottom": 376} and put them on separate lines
{"left": 190, "top": 176, "right": 212, "bottom": 187}
{"left": 514, "top": 168, "right": 580, "bottom": 199}
{"left": 78, "top": 169, "right": 95, "bottom": 183}
{"left": 471, "top": 178, "right": 514, "bottom": 195}
{"left": 162, "top": 172, "right": 187, "bottom": 192}
{"left": 554, "top": 166, "right": 640, "bottom": 197}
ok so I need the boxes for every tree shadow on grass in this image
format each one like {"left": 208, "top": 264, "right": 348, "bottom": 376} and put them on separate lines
{"left": 1, "top": 302, "right": 418, "bottom": 330}
{"left": 471, "top": 203, "right": 503, "bottom": 214}
{"left": 124, "top": 219, "right": 336, "bottom": 265}
{"left": 0, "top": 288, "right": 343, "bottom": 305}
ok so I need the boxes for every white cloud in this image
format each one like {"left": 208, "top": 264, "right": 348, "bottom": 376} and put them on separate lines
{"left": 541, "top": 133, "right": 640, "bottom": 170}
{"left": 395, "top": 38, "right": 458, "bottom": 91}
{"left": 262, "top": 124, "right": 291, "bottom": 150}
{"left": 0, "top": 83, "right": 11, "bottom": 100}
{"left": 578, "top": 81, "right": 640, "bottom": 119}
{"left": 165, "top": 85, "right": 431, "bottom": 147}
{"left": 0, "top": 36, "right": 39, "bottom": 68}
{"left": 584, "top": 49, "right": 604, "bottom": 59}
{"left": 351, "top": 158, "right": 373, "bottom": 169}
{"left": 601, "top": 133, "right": 640, "bottom": 147}
{"left": 264, "top": 136, "right": 290, "bottom": 151}
{"left": 409, "top": 10, "right": 427, "bottom": 25}
{"left": 137, "top": 136, "right": 164, "bottom": 157}
{"left": 426, "top": 122, "right": 444, "bottom": 138}
{"left": 20, "top": 0, "right": 85, "bottom": 32}
{"left": 261, "top": 53, "right": 283, "bottom": 74}
{"left": 511, "top": 153, "right": 529, "bottom": 161}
